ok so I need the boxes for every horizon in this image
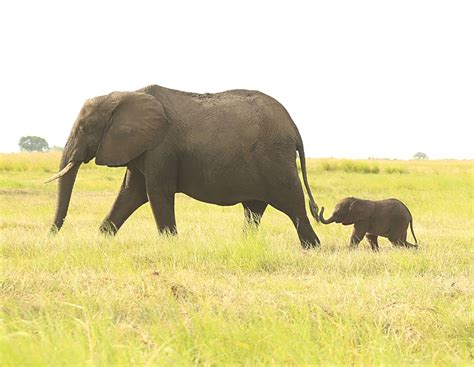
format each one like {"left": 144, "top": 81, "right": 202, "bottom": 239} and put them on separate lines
{"left": 3, "top": 149, "right": 472, "bottom": 162}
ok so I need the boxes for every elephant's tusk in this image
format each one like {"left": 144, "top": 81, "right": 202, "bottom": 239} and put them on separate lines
{"left": 45, "top": 162, "right": 77, "bottom": 183}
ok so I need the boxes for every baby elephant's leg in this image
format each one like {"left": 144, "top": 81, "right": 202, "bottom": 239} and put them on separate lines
{"left": 388, "top": 237, "right": 404, "bottom": 247}
{"left": 401, "top": 230, "right": 418, "bottom": 248}
{"left": 349, "top": 225, "right": 367, "bottom": 249}
{"left": 404, "top": 240, "right": 418, "bottom": 249}
{"left": 389, "top": 232, "right": 418, "bottom": 249}
{"left": 365, "top": 234, "right": 379, "bottom": 252}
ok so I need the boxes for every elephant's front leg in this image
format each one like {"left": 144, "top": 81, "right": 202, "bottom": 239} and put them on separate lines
{"left": 100, "top": 169, "right": 148, "bottom": 235}
{"left": 144, "top": 153, "right": 178, "bottom": 235}
{"left": 145, "top": 165, "right": 178, "bottom": 234}
{"left": 349, "top": 224, "right": 367, "bottom": 249}
{"left": 147, "top": 188, "right": 177, "bottom": 235}
{"left": 242, "top": 200, "right": 268, "bottom": 228}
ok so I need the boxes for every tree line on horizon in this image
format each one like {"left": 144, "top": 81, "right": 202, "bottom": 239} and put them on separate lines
{"left": 18, "top": 136, "right": 62, "bottom": 152}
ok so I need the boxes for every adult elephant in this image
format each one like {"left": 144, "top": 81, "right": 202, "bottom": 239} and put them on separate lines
{"left": 47, "top": 85, "right": 321, "bottom": 248}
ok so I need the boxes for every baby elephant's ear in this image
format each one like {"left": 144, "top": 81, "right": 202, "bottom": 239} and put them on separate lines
{"left": 348, "top": 200, "right": 375, "bottom": 223}
{"left": 96, "top": 92, "right": 170, "bottom": 167}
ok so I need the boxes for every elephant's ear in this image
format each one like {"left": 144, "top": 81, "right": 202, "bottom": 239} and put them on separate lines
{"left": 346, "top": 200, "right": 375, "bottom": 224}
{"left": 96, "top": 92, "right": 170, "bottom": 167}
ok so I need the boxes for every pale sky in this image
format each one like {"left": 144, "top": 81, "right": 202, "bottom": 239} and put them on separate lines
{"left": 0, "top": 1, "right": 473, "bottom": 159}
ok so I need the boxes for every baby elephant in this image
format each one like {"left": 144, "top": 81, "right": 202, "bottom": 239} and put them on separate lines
{"left": 319, "top": 197, "right": 418, "bottom": 251}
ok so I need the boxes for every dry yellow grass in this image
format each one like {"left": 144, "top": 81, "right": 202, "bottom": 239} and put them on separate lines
{"left": 1, "top": 153, "right": 473, "bottom": 365}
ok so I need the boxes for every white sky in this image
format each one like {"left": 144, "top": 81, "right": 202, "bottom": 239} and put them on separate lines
{"left": 0, "top": 1, "right": 473, "bottom": 159}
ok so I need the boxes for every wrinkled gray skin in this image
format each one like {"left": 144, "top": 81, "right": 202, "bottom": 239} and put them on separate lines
{"left": 319, "top": 197, "right": 417, "bottom": 251}
{"left": 49, "top": 85, "right": 321, "bottom": 248}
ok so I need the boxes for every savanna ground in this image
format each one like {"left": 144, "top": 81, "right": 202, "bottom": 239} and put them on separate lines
{"left": 0, "top": 152, "right": 472, "bottom": 366}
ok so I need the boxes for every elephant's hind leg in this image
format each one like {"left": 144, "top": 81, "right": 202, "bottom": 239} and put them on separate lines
{"left": 390, "top": 232, "right": 418, "bottom": 249}
{"left": 402, "top": 231, "right": 418, "bottom": 248}
{"left": 242, "top": 200, "right": 268, "bottom": 228}
{"left": 293, "top": 215, "right": 320, "bottom": 249}
{"left": 100, "top": 169, "right": 148, "bottom": 235}
{"left": 269, "top": 182, "right": 320, "bottom": 249}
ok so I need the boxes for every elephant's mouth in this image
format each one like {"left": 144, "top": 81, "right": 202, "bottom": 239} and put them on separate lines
{"left": 83, "top": 147, "right": 97, "bottom": 164}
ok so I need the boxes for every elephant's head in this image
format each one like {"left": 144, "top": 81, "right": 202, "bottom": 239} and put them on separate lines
{"left": 47, "top": 91, "right": 170, "bottom": 232}
{"left": 319, "top": 197, "right": 375, "bottom": 225}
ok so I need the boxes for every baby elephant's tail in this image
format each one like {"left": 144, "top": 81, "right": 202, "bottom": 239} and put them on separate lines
{"left": 409, "top": 219, "right": 418, "bottom": 244}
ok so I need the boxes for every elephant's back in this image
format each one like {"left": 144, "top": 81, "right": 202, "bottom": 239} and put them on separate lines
{"left": 140, "top": 85, "right": 298, "bottom": 135}
{"left": 140, "top": 84, "right": 265, "bottom": 101}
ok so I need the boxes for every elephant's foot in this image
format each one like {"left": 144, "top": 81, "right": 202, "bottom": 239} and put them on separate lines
{"left": 49, "top": 224, "right": 60, "bottom": 235}
{"left": 365, "top": 234, "right": 379, "bottom": 252}
{"left": 158, "top": 225, "right": 178, "bottom": 236}
{"left": 300, "top": 237, "right": 320, "bottom": 250}
{"left": 405, "top": 242, "right": 418, "bottom": 249}
{"left": 296, "top": 218, "right": 321, "bottom": 249}
{"left": 286, "top": 215, "right": 320, "bottom": 249}
{"left": 99, "top": 220, "right": 118, "bottom": 236}
{"left": 242, "top": 200, "right": 267, "bottom": 228}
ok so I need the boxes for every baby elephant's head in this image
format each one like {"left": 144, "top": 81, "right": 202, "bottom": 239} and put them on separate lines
{"left": 319, "top": 197, "right": 375, "bottom": 225}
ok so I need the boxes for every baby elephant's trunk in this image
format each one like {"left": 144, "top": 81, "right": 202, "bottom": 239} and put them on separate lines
{"left": 319, "top": 207, "right": 335, "bottom": 224}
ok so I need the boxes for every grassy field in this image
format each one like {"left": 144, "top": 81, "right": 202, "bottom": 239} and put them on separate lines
{"left": 1, "top": 152, "right": 473, "bottom": 366}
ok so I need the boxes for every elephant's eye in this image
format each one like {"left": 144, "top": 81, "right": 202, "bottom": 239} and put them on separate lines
{"left": 79, "top": 127, "right": 85, "bottom": 133}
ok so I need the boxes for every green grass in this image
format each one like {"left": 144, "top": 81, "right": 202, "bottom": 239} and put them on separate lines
{"left": 1, "top": 153, "right": 473, "bottom": 365}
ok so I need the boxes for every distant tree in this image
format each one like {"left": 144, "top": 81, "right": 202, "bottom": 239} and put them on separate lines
{"left": 413, "top": 152, "right": 428, "bottom": 160}
{"left": 19, "top": 136, "right": 50, "bottom": 152}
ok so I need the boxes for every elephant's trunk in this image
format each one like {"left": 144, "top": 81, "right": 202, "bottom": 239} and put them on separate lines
{"left": 319, "top": 207, "right": 335, "bottom": 225}
{"left": 50, "top": 156, "right": 81, "bottom": 233}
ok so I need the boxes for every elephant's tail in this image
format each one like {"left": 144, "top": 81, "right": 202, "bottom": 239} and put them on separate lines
{"left": 297, "top": 143, "right": 320, "bottom": 222}
{"left": 409, "top": 218, "right": 418, "bottom": 244}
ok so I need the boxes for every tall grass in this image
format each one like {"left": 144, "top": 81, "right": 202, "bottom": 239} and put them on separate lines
{"left": 1, "top": 153, "right": 473, "bottom": 365}
{"left": 0, "top": 152, "right": 62, "bottom": 172}
{"left": 318, "top": 159, "right": 411, "bottom": 174}
{"left": 321, "top": 159, "right": 380, "bottom": 174}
